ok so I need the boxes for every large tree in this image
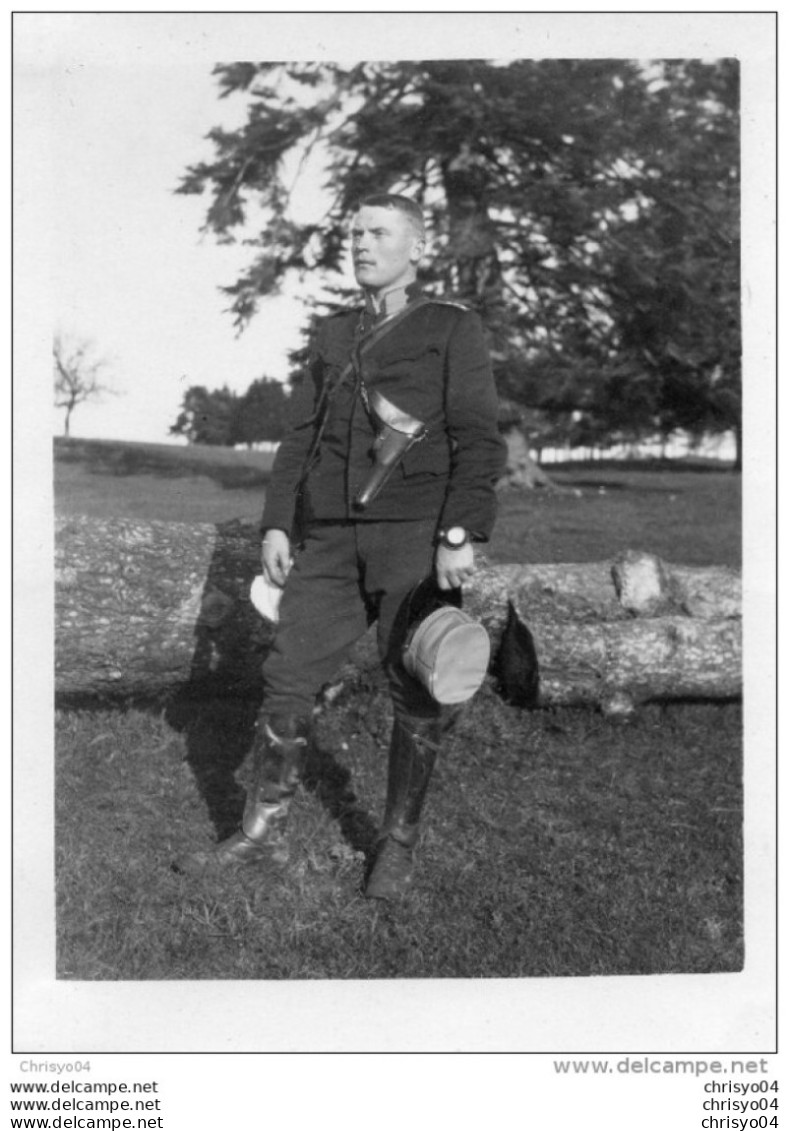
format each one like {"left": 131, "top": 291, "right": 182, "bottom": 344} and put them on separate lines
{"left": 178, "top": 59, "right": 740, "bottom": 461}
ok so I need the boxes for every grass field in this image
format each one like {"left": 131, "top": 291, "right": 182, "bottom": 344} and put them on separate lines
{"left": 54, "top": 438, "right": 743, "bottom": 980}
{"left": 55, "top": 436, "right": 741, "bottom": 566}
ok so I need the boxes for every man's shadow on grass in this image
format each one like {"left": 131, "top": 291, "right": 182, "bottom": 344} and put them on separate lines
{"left": 164, "top": 520, "right": 378, "bottom": 855}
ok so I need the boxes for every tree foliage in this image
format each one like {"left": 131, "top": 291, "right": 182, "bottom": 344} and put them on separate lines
{"left": 169, "top": 385, "right": 237, "bottom": 446}
{"left": 235, "top": 377, "right": 290, "bottom": 446}
{"left": 178, "top": 59, "right": 740, "bottom": 461}
{"left": 169, "top": 377, "right": 289, "bottom": 446}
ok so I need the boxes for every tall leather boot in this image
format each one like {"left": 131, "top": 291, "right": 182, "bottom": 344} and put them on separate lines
{"left": 364, "top": 713, "right": 446, "bottom": 900}
{"left": 178, "top": 713, "right": 310, "bottom": 873}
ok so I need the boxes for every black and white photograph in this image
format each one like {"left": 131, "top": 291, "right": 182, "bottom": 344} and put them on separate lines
{"left": 12, "top": 10, "right": 776, "bottom": 1075}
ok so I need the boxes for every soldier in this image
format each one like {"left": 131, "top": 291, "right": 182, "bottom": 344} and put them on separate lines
{"left": 187, "top": 193, "right": 506, "bottom": 898}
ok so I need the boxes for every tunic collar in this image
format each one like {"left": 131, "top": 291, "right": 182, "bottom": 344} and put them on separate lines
{"left": 363, "top": 280, "right": 422, "bottom": 321}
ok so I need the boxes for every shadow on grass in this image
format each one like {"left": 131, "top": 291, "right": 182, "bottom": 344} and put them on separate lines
{"left": 549, "top": 456, "right": 739, "bottom": 475}
{"left": 148, "top": 520, "right": 380, "bottom": 856}
{"left": 302, "top": 741, "right": 380, "bottom": 858}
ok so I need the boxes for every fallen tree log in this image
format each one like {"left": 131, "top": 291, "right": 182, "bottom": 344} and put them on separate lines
{"left": 55, "top": 516, "right": 741, "bottom": 710}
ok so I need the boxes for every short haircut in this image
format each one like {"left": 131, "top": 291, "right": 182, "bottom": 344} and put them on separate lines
{"left": 356, "top": 193, "right": 425, "bottom": 237}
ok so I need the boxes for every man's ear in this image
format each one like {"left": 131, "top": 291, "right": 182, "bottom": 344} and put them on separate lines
{"left": 410, "top": 235, "right": 426, "bottom": 264}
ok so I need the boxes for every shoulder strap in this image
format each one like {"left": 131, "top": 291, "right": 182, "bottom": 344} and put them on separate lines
{"left": 424, "top": 297, "right": 469, "bottom": 311}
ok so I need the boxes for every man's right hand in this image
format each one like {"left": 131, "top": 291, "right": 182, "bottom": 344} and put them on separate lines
{"left": 261, "top": 529, "right": 292, "bottom": 587}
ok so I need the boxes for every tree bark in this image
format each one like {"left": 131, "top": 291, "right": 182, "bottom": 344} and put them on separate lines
{"left": 498, "top": 426, "right": 561, "bottom": 491}
{"left": 55, "top": 516, "right": 741, "bottom": 710}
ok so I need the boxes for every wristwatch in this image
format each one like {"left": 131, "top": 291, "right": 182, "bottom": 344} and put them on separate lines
{"left": 437, "top": 526, "right": 469, "bottom": 550}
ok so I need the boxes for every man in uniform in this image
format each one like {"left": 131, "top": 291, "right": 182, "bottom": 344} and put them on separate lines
{"left": 190, "top": 193, "right": 505, "bottom": 898}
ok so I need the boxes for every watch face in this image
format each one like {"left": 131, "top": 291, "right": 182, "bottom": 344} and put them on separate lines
{"left": 446, "top": 527, "right": 466, "bottom": 547}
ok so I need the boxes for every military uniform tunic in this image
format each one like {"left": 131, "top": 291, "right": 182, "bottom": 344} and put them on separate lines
{"left": 259, "top": 289, "right": 506, "bottom": 721}
{"left": 262, "top": 293, "right": 505, "bottom": 537}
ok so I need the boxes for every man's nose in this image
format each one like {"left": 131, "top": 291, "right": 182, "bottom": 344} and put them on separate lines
{"left": 354, "top": 231, "right": 371, "bottom": 253}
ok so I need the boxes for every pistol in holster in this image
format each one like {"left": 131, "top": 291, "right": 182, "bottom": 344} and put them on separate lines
{"left": 353, "top": 388, "right": 428, "bottom": 510}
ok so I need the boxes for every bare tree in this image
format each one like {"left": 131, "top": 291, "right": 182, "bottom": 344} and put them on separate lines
{"left": 53, "top": 333, "right": 115, "bottom": 437}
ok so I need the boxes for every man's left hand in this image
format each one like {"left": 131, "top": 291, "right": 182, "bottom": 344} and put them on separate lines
{"left": 435, "top": 542, "right": 475, "bottom": 590}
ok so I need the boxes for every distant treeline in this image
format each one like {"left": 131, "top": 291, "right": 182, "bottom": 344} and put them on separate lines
{"left": 169, "top": 378, "right": 289, "bottom": 448}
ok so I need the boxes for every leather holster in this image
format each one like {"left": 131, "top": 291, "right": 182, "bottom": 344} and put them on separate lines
{"left": 354, "top": 389, "right": 427, "bottom": 510}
